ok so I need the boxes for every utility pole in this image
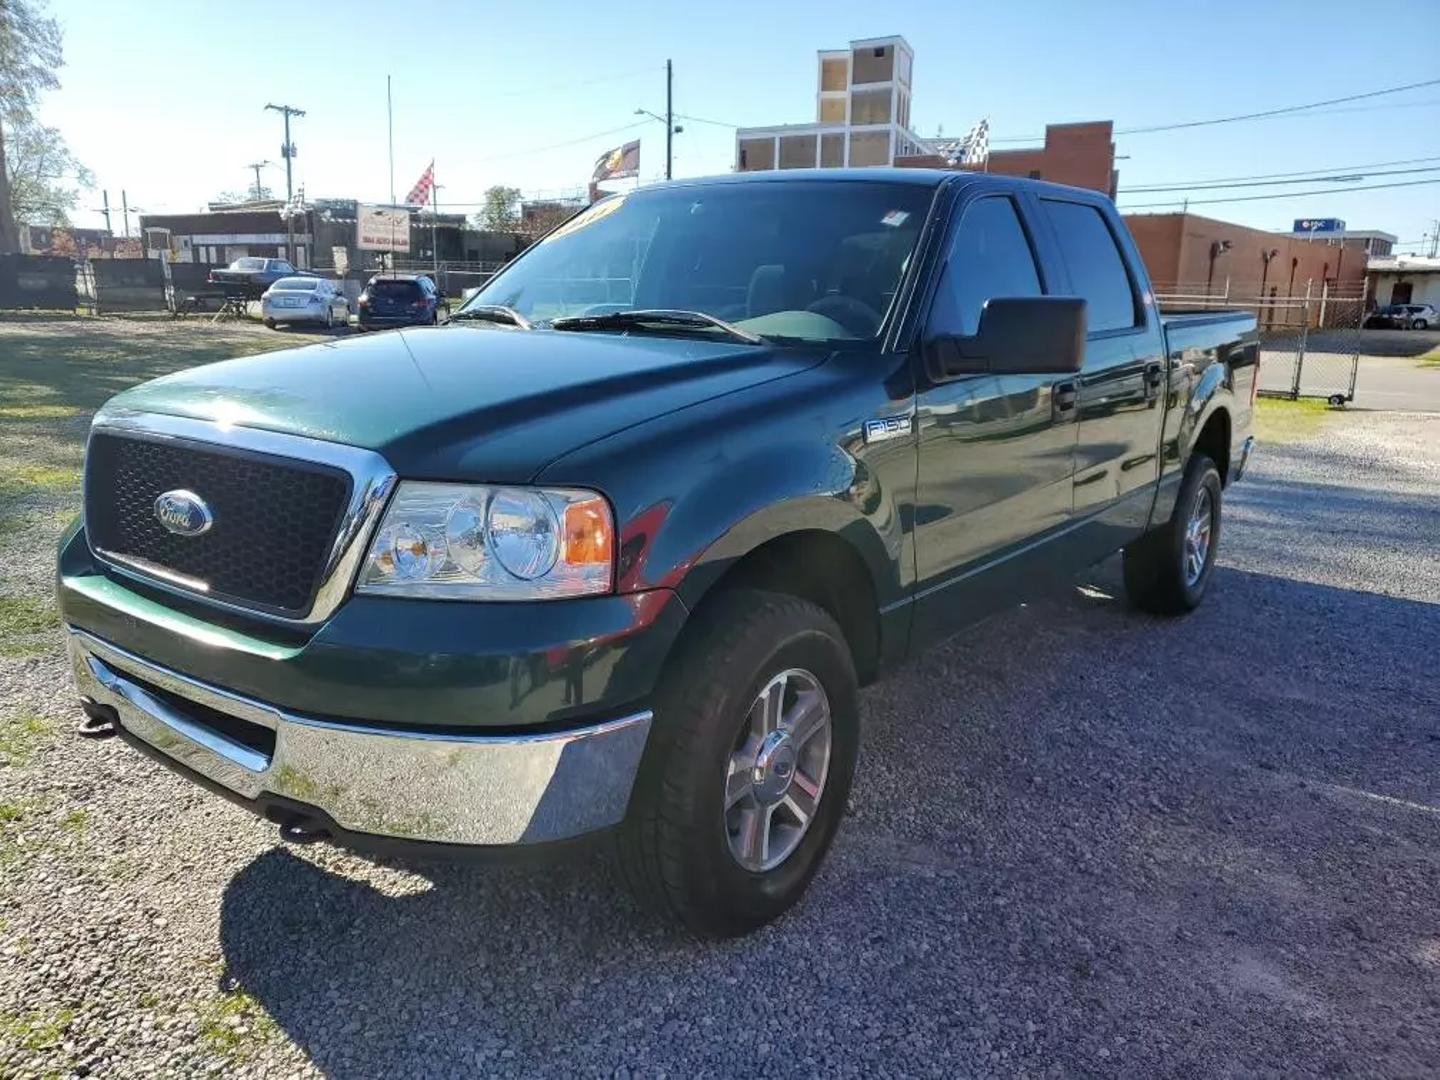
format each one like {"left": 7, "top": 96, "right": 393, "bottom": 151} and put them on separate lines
{"left": 386, "top": 76, "right": 396, "bottom": 206}
{"left": 265, "top": 103, "right": 306, "bottom": 262}
{"left": 245, "top": 161, "right": 272, "bottom": 201}
{"left": 665, "top": 59, "right": 674, "bottom": 181}
{"left": 121, "top": 190, "right": 132, "bottom": 238}
{"left": 96, "top": 191, "right": 112, "bottom": 235}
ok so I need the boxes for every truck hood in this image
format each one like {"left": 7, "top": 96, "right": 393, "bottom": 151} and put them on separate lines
{"left": 105, "top": 326, "right": 822, "bottom": 481}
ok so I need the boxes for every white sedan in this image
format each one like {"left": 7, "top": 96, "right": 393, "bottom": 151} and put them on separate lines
{"left": 260, "top": 277, "right": 350, "bottom": 330}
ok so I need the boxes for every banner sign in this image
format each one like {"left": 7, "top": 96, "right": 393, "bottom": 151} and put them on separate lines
{"left": 1294, "top": 218, "right": 1344, "bottom": 234}
{"left": 356, "top": 204, "right": 411, "bottom": 253}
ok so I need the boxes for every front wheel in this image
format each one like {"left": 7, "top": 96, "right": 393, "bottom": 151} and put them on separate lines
{"left": 1414, "top": 319, "right": 1429, "bottom": 331}
{"left": 1123, "top": 453, "right": 1222, "bottom": 614}
{"left": 617, "top": 589, "right": 858, "bottom": 937}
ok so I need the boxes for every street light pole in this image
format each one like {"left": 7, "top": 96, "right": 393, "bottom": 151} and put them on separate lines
{"left": 665, "top": 59, "right": 673, "bottom": 181}
{"left": 265, "top": 103, "right": 306, "bottom": 262}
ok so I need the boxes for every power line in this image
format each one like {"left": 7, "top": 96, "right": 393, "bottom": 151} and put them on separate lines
{"left": 1118, "top": 176, "right": 1440, "bottom": 210}
{"left": 991, "top": 76, "right": 1440, "bottom": 143}
{"left": 480, "top": 120, "right": 648, "bottom": 163}
{"left": 1120, "top": 154, "right": 1440, "bottom": 191}
{"left": 1120, "top": 163, "right": 1440, "bottom": 194}
{"left": 675, "top": 112, "right": 738, "bottom": 128}
{"left": 483, "top": 65, "right": 661, "bottom": 102}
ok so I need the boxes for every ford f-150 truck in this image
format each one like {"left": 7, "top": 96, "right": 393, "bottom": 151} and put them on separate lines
{"left": 60, "top": 171, "right": 1256, "bottom": 937}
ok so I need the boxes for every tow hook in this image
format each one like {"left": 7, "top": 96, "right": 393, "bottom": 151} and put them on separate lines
{"left": 77, "top": 700, "right": 119, "bottom": 739}
{"left": 278, "top": 821, "right": 331, "bottom": 846}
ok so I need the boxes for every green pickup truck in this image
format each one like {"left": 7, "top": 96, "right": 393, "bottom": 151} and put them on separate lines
{"left": 61, "top": 170, "right": 1256, "bottom": 937}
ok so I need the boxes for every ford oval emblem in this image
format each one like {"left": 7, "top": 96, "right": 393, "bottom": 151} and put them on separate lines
{"left": 153, "top": 489, "right": 214, "bottom": 537}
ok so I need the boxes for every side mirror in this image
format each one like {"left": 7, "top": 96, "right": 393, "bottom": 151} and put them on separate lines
{"left": 924, "top": 296, "right": 1086, "bottom": 381}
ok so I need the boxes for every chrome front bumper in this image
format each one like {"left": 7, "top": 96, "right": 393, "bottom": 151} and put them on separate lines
{"left": 68, "top": 628, "right": 652, "bottom": 847}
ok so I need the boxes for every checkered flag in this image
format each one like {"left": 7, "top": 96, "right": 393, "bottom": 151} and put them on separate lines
{"left": 958, "top": 118, "right": 989, "bottom": 167}
{"left": 406, "top": 161, "right": 435, "bottom": 207}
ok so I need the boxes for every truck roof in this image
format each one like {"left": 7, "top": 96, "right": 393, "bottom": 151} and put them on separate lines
{"left": 650, "top": 168, "right": 1108, "bottom": 203}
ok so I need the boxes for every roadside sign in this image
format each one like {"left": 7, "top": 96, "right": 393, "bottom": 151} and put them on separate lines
{"left": 1294, "top": 218, "right": 1345, "bottom": 234}
{"left": 356, "top": 204, "right": 411, "bottom": 253}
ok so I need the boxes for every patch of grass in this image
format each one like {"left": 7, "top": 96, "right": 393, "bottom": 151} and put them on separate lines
{"left": 1253, "top": 396, "right": 1336, "bottom": 442}
{"left": 197, "top": 987, "right": 279, "bottom": 1060}
{"left": 59, "top": 809, "right": 87, "bottom": 835}
{"left": 0, "top": 403, "right": 82, "bottom": 420}
{"left": 0, "top": 710, "right": 53, "bottom": 767}
{"left": 0, "top": 595, "right": 60, "bottom": 657}
{"left": 0, "top": 1006, "right": 76, "bottom": 1052}
{"left": 0, "top": 462, "right": 83, "bottom": 495}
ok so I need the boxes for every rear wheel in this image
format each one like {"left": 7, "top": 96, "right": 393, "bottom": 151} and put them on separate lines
{"left": 1415, "top": 319, "right": 1429, "bottom": 331}
{"left": 263, "top": 317, "right": 277, "bottom": 330}
{"left": 1123, "top": 453, "right": 1222, "bottom": 614}
{"left": 617, "top": 589, "right": 858, "bottom": 938}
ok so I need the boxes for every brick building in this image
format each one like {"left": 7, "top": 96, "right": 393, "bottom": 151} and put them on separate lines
{"left": 895, "top": 121, "right": 1117, "bottom": 196}
{"left": 1123, "top": 211, "right": 1371, "bottom": 298}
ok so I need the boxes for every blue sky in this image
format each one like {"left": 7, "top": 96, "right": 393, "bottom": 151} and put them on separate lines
{"left": 41, "top": 0, "right": 1440, "bottom": 250}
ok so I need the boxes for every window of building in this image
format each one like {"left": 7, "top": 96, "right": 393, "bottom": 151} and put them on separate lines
{"left": 850, "top": 86, "right": 892, "bottom": 126}
{"left": 819, "top": 97, "right": 845, "bottom": 123}
{"left": 929, "top": 197, "right": 1042, "bottom": 337}
{"left": 778, "top": 134, "right": 818, "bottom": 169}
{"left": 848, "top": 130, "right": 890, "bottom": 167}
{"left": 739, "top": 138, "right": 776, "bottom": 171}
{"left": 851, "top": 44, "right": 894, "bottom": 85}
{"left": 1028, "top": 170, "right": 1042, "bottom": 180}
{"left": 1039, "top": 199, "right": 1139, "bottom": 333}
{"left": 820, "top": 133, "right": 844, "bottom": 167}
{"left": 820, "top": 57, "right": 848, "bottom": 92}
{"left": 897, "top": 91, "right": 909, "bottom": 129}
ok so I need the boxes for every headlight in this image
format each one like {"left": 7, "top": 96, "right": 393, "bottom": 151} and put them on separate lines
{"left": 357, "top": 482, "right": 614, "bottom": 600}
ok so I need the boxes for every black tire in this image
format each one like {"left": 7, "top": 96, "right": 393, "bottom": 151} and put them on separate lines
{"left": 1415, "top": 319, "right": 1429, "bottom": 331}
{"left": 1123, "top": 453, "right": 1223, "bottom": 615}
{"left": 617, "top": 588, "right": 859, "bottom": 938}
{"left": 263, "top": 318, "right": 277, "bottom": 330}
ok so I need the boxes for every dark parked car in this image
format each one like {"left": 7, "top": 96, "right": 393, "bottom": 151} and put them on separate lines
{"left": 207, "top": 257, "right": 310, "bottom": 294}
{"left": 1364, "top": 303, "right": 1436, "bottom": 330}
{"left": 61, "top": 171, "right": 1257, "bottom": 937}
{"left": 356, "top": 273, "right": 448, "bottom": 330}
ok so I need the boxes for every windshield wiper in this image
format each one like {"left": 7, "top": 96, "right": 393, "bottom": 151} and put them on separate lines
{"left": 448, "top": 304, "right": 532, "bottom": 329}
{"left": 549, "top": 308, "right": 763, "bottom": 345}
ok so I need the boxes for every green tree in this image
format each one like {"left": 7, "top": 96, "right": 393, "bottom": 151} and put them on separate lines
{"left": 6, "top": 112, "right": 92, "bottom": 225}
{"left": 471, "top": 185, "right": 521, "bottom": 232}
{"left": 0, "top": 0, "right": 81, "bottom": 251}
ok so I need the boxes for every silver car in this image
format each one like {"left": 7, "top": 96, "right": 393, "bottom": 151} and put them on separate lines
{"left": 260, "top": 277, "right": 350, "bottom": 330}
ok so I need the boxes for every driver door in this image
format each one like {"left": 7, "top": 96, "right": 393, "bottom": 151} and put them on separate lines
{"left": 910, "top": 192, "right": 1080, "bottom": 647}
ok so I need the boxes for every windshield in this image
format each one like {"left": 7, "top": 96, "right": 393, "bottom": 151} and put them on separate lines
{"left": 272, "top": 278, "right": 319, "bottom": 291}
{"left": 460, "top": 180, "right": 934, "bottom": 342}
{"left": 232, "top": 258, "right": 266, "bottom": 271}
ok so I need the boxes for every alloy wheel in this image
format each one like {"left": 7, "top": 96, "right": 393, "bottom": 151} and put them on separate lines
{"left": 724, "top": 668, "right": 833, "bottom": 873}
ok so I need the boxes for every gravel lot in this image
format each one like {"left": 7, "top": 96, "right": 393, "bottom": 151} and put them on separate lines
{"left": 2, "top": 319, "right": 1438, "bottom": 1077}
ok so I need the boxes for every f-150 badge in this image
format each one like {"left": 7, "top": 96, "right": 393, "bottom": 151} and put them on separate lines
{"left": 864, "top": 415, "right": 912, "bottom": 444}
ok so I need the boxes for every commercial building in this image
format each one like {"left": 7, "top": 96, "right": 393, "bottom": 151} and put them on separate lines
{"left": 1286, "top": 220, "right": 1396, "bottom": 257}
{"left": 735, "top": 36, "right": 928, "bottom": 171}
{"left": 1366, "top": 255, "right": 1440, "bottom": 309}
{"left": 1123, "top": 211, "right": 1371, "bottom": 297}
{"left": 732, "top": 35, "right": 1117, "bottom": 197}
{"left": 896, "top": 121, "right": 1117, "bottom": 197}
{"left": 138, "top": 206, "right": 316, "bottom": 267}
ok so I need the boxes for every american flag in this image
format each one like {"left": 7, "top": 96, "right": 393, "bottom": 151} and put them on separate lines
{"left": 406, "top": 161, "right": 435, "bottom": 207}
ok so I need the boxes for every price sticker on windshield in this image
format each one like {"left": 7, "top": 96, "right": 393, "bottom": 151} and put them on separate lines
{"left": 880, "top": 210, "right": 910, "bottom": 228}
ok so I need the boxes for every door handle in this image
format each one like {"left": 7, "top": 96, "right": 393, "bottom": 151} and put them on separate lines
{"left": 1053, "top": 379, "right": 1078, "bottom": 421}
{"left": 1144, "top": 361, "right": 1165, "bottom": 399}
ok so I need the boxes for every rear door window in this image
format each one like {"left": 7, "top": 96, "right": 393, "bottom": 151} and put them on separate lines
{"left": 1038, "top": 199, "right": 1140, "bottom": 334}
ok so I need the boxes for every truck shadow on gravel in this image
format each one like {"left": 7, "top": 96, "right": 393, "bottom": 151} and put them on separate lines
{"left": 216, "top": 566, "right": 1440, "bottom": 1076}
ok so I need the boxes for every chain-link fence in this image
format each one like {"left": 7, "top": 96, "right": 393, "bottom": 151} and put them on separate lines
{"left": 1155, "top": 281, "right": 1362, "bottom": 404}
